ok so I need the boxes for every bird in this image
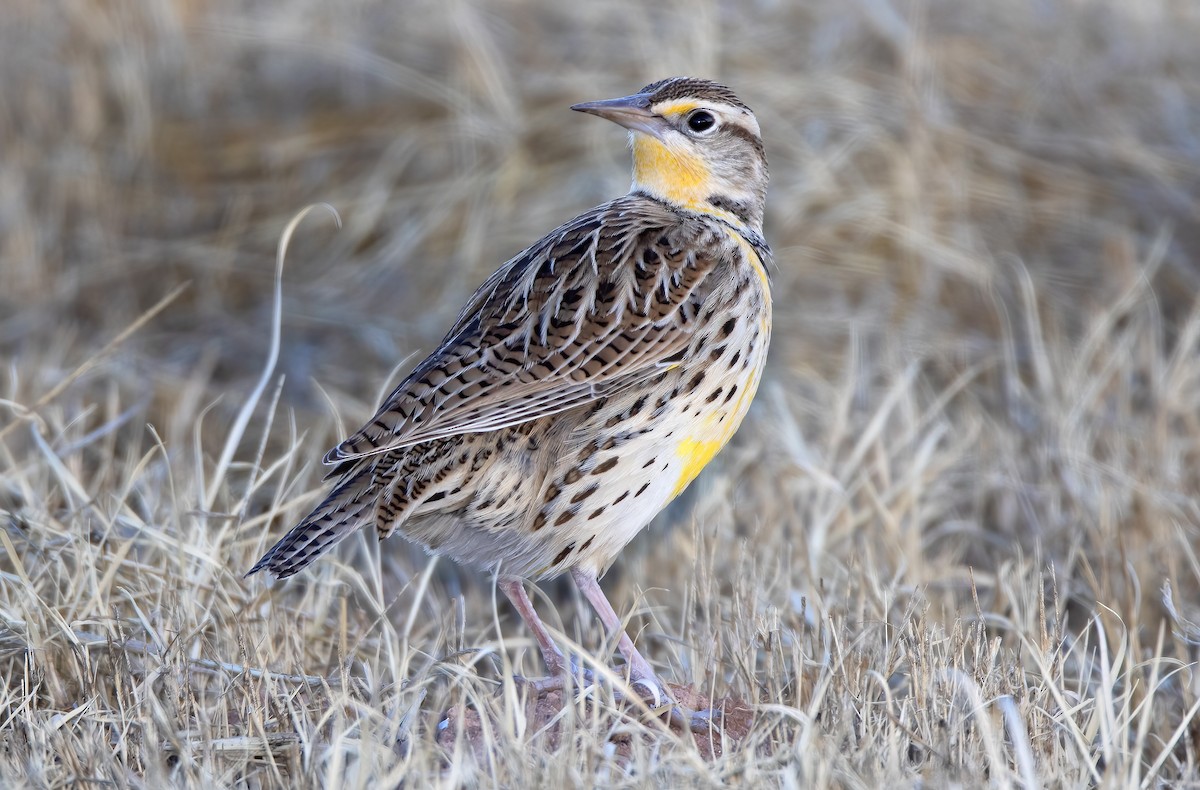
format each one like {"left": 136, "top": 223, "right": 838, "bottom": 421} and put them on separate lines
{"left": 248, "top": 76, "right": 772, "bottom": 728}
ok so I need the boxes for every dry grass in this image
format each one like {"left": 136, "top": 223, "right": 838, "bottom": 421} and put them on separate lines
{"left": 3, "top": 0, "right": 1200, "bottom": 786}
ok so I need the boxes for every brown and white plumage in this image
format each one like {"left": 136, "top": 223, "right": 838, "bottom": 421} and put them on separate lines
{"left": 249, "top": 77, "right": 771, "bottom": 728}
{"left": 330, "top": 197, "right": 718, "bottom": 461}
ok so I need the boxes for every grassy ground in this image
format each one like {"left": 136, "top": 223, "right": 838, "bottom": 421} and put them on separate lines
{"left": 3, "top": 0, "right": 1200, "bottom": 786}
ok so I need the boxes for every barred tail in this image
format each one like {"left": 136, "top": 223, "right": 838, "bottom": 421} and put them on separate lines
{"left": 246, "top": 466, "right": 379, "bottom": 579}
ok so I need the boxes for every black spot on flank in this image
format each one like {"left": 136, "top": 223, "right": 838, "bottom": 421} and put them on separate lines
{"left": 642, "top": 457, "right": 656, "bottom": 469}
{"left": 662, "top": 348, "right": 687, "bottom": 365}
{"left": 729, "top": 350, "right": 741, "bottom": 367}
{"left": 426, "top": 491, "right": 447, "bottom": 503}
{"left": 552, "top": 544, "right": 574, "bottom": 566}
{"left": 532, "top": 512, "right": 548, "bottom": 531}
{"left": 629, "top": 395, "right": 648, "bottom": 417}
{"left": 709, "top": 344, "right": 727, "bottom": 360}
{"left": 554, "top": 511, "right": 574, "bottom": 527}
{"left": 724, "top": 384, "right": 739, "bottom": 404}
{"left": 604, "top": 414, "right": 622, "bottom": 428}
{"left": 706, "top": 388, "right": 724, "bottom": 403}
{"left": 544, "top": 484, "right": 560, "bottom": 503}
{"left": 687, "top": 371, "right": 706, "bottom": 392}
{"left": 564, "top": 468, "right": 583, "bottom": 485}
{"left": 721, "top": 318, "right": 737, "bottom": 337}
{"left": 613, "top": 491, "right": 630, "bottom": 505}
{"left": 588, "top": 507, "right": 606, "bottom": 521}
{"left": 571, "top": 485, "right": 599, "bottom": 504}
{"left": 635, "top": 482, "right": 651, "bottom": 497}
{"left": 580, "top": 536, "right": 595, "bottom": 551}
{"left": 592, "top": 457, "right": 620, "bottom": 475}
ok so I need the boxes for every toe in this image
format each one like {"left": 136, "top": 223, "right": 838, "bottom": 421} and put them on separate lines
{"left": 513, "top": 674, "right": 566, "bottom": 694}
{"left": 662, "top": 703, "right": 722, "bottom": 732}
{"left": 688, "top": 707, "right": 719, "bottom": 732}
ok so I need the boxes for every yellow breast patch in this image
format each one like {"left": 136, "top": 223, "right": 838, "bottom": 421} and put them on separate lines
{"left": 668, "top": 231, "right": 770, "bottom": 499}
{"left": 672, "top": 436, "right": 726, "bottom": 498}
{"left": 670, "top": 368, "right": 760, "bottom": 498}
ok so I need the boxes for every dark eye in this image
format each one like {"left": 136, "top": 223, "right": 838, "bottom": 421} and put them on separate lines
{"left": 686, "top": 110, "right": 716, "bottom": 133}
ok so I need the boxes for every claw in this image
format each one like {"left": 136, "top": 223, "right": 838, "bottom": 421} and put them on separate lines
{"left": 611, "top": 679, "right": 720, "bottom": 733}
{"left": 631, "top": 676, "right": 664, "bottom": 707}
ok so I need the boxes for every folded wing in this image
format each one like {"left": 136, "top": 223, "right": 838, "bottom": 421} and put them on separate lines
{"left": 325, "top": 196, "right": 725, "bottom": 464}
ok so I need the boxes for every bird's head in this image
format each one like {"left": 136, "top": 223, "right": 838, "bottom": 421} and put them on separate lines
{"left": 572, "top": 77, "right": 768, "bottom": 233}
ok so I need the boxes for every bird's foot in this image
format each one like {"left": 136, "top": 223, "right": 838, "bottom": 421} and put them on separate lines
{"left": 668, "top": 704, "right": 723, "bottom": 732}
{"left": 618, "top": 674, "right": 724, "bottom": 732}
{"left": 515, "top": 662, "right": 722, "bottom": 732}
{"left": 513, "top": 655, "right": 601, "bottom": 694}
{"left": 512, "top": 659, "right": 663, "bottom": 707}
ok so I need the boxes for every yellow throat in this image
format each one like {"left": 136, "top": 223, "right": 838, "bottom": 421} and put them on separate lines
{"left": 632, "top": 134, "right": 712, "bottom": 210}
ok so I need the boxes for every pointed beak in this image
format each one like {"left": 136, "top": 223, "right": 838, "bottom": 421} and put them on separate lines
{"left": 571, "top": 93, "right": 664, "bottom": 138}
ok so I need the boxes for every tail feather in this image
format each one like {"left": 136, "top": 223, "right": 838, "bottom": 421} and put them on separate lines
{"left": 247, "top": 466, "right": 379, "bottom": 579}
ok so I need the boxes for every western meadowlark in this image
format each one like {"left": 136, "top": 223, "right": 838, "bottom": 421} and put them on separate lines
{"left": 249, "top": 77, "right": 771, "bottom": 728}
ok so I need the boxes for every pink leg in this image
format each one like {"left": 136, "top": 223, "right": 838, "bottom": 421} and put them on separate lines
{"left": 570, "top": 567, "right": 717, "bottom": 732}
{"left": 497, "top": 575, "right": 566, "bottom": 676}
{"left": 569, "top": 567, "right": 657, "bottom": 684}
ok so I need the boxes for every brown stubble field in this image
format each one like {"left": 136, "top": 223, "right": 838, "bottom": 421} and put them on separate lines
{"left": 3, "top": 0, "right": 1200, "bottom": 786}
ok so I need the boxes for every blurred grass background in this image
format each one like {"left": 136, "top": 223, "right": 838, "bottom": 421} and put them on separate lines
{"left": 3, "top": 0, "right": 1200, "bottom": 786}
